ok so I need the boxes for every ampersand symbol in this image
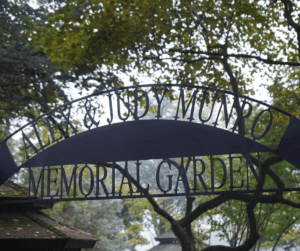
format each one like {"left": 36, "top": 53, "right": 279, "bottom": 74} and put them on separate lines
{"left": 84, "top": 99, "right": 100, "bottom": 129}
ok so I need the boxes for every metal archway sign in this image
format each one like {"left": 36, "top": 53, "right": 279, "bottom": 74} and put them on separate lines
{"left": 1, "top": 84, "right": 300, "bottom": 203}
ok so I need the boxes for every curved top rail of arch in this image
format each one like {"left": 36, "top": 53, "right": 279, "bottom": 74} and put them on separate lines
{"left": 0, "top": 84, "right": 299, "bottom": 185}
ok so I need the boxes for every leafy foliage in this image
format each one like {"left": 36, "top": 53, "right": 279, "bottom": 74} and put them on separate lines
{"left": 4, "top": 0, "right": 300, "bottom": 250}
{"left": 0, "top": 0, "right": 68, "bottom": 125}
{"left": 45, "top": 199, "right": 132, "bottom": 251}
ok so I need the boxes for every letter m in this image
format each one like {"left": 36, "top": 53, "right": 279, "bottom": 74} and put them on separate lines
{"left": 29, "top": 168, "right": 44, "bottom": 197}
{"left": 61, "top": 166, "right": 77, "bottom": 196}
{"left": 175, "top": 89, "right": 198, "bottom": 121}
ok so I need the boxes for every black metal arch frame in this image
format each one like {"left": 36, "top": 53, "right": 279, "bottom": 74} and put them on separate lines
{"left": 0, "top": 84, "right": 299, "bottom": 203}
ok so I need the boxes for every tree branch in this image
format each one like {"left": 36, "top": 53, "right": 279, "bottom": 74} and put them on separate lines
{"left": 281, "top": 0, "right": 300, "bottom": 58}
{"left": 201, "top": 194, "right": 259, "bottom": 251}
{"left": 168, "top": 49, "right": 300, "bottom": 66}
{"left": 272, "top": 214, "right": 300, "bottom": 251}
{"left": 180, "top": 194, "right": 232, "bottom": 228}
{"left": 97, "top": 162, "right": 175, "bottom": 223}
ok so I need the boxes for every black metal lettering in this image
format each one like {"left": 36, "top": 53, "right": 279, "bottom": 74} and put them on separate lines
{"left": 245, "top": 154, "right": 261, "bottom": 188}
{"left": 22, "top": 122, "right": 52, "bottom": 159}
{"left": 174, "top": 88, "right": 198, "bottom": 121}
{"left": 78, "top": 165, "right": 94, "bottom": 197}
{"left": 22, "top": 131, "right": 39, "bottom": 159}
{"left": 153, "top": 87, "right": 168, "bottom": 119}
{"left": 106, "top": 93, "right": 114, "bottom": 124}
{"left": 251, "top": 109, "right": 273, "bottom": 140}
{"left": 134, "top": 160, "right": 149, "bottom": 193}
{"left": 57, "top": 106, "right": 78, "bottom": 137}
{"left": 119, "top": 161, "right": 134, "bottom": 196}
{"left": 110, "top": 162, "right": 116, "bottom": 195}
{"left": 32, "top": 123, "right": 50, "bottom": 150}
{"left": 228, "top": 155, "right": 244, "bottom": 190}
{"left": 156, "top": 160, "right": 173, "bottom": 194}
{"left": 174, "top": 158, "right": 190, "bottom": 193}
{"left": 192, "top": 157, "right": 207, "bottom": 192}
{"left": 84, "top": 99, "right": 100, "bottom": 129}
{"left": 46, "top": 167, "right": 59, "bottom": 197}
{"left": 231, "top": 99, "right": 252, "bottom": 135}
{"left": 60, "top": 165, "right": 78, "bottom": 197}
{"left": 199, "top": 90, "right": 218, "bottom": 124}
{"left": 134, "top": 88, "right": 149, "bottom": 120}
{"left": 28, "top": 167, "right": 45, "bottom": 198}
{"left": 210, "top": 157, "right": 227, "bottom": 192}
{"left": 95, "top": 165, "right": 108, "bottom": 196}
{"left": 45, "top": 116, "right": 63, "bottom": 143}
{"left": 116, "top": 89, "right": 131, "bottom": 122}
{"left": 213, "top": 93, "right": 236, "bottom": 128}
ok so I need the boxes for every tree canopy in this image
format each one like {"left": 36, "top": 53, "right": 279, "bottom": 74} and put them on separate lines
{"left": 0, "top": 0, "right": 67, "bottom": 128}
{"left": 3, "top": 0, "right": 300, "bottom": 251}
{"left": 39, "top": 0, "right": 300, "bottom": 100}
